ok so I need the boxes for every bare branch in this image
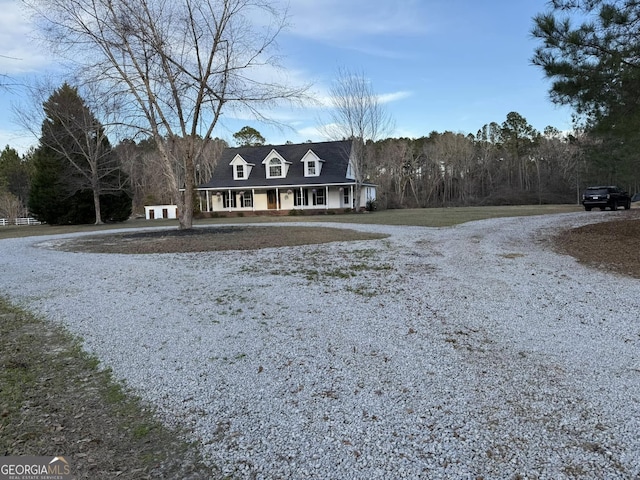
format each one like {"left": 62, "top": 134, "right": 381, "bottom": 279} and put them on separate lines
{"left": 320, "top": 67, "right": 394, "bottom": 210}
{"left": 24, "top": 0, "right": 308, "bottom": 228}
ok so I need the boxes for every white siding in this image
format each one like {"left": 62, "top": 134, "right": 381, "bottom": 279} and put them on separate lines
{"left": 280, "top": 190, "right": 295, "bottom": 210}
{"left": 144, "top": 205, "right": 178, "bottom": 220}
{"left": 199, "top": 186, "right": 374, "bottom": 212}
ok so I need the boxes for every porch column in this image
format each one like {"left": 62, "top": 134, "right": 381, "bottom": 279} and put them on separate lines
{"left": 276, "top": 188, "right": 280, "bottom": 210}
{"left": 228, "top": 189, "right": 232, "bottom": 212}
{"left": 252, "top": 189, "right": 256, "bottom": 212}
{"left": 206, "top": 191, "right": 211, "bottom": 212}
{"left": 300, "top": 186, "right": 304, "bottom": 209}
{"left": 325, "top": 186, "right": 329, "bottom": 210}
{"left": 350, "top": 185, "right": 354, "bottom": 209}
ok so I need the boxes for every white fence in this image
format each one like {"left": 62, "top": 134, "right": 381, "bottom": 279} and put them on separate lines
{"left": 0, "top": 217, "right": 42, "bottom": 226}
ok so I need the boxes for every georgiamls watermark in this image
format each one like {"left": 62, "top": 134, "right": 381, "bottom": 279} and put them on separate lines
{"left": 0, "top": 457, "right": 73, "bottom": 480}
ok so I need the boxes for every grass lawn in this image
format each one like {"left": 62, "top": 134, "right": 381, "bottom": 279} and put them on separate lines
{"left": 0, "top": 205, "right": 582, "bottom": 240}
{"left": 300, "top": 204, "right": 583, "bottom": 227}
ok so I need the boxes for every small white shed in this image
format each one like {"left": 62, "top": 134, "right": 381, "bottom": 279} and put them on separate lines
{"left": 144, "top": 205, "right": 178, "bottom": 220}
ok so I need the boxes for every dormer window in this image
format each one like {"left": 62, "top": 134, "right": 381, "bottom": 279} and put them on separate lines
{"left": 301, "top": 150, "right": 324, "bottom": 177}
{"left": 230, "top": 154, "right": 254, "bottom": 180}
{"left": 269, "top": 158, "right": 282, "bottom": 177}
{"left": 262, "top": 149, "right": 290, "bottom": 179}
{"left": 307, "top": 162, "right": 316, "bottom": 176}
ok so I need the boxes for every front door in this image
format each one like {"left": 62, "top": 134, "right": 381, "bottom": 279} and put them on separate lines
{"left": 267, "top": 190, "right": 277, "bottom": 210}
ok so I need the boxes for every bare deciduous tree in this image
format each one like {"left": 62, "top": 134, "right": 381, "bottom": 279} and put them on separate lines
{"left": 47, "top": 84, "right": 125, "bottom": 224}
{"left": 17, "top": 82, "right": 126, "bottom": 224}
{"left": 25, "top": 0, "right": 308, "bottom": 228}
{"left": 115, "top": 135, "right": 226, "bottom": 214}
{"left": 366, "top": 115, "right": 579, "bottom": 208}
{"left": 0, "top": 191, "right": 24, "bottom": 221}
{"left": 322, "top": 68, "right": 394, "bottom": 209}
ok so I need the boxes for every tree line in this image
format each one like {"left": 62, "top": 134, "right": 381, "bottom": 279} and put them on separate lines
{"left": 369, "top": 115, "right": 583, "bottom": 209}
{"left": 3, "top": 104, "right": 636, "bottom": 223}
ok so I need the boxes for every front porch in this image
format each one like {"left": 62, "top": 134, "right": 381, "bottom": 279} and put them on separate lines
{"left": 197, "top": 185, "right": 357, "bottom": 213}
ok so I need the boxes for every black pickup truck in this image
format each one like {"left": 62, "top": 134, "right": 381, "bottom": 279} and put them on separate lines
{"left": 581, "top": 186, "right": 631, "bottom": 211}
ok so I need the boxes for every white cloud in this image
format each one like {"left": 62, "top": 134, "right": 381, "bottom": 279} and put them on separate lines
{"left": 0, "top": 0, "right": 53, "bottom": 74}
{"left": 378, "top": 91, "right": 412, "bottom": 104}
{"left": 287, "top": 0, "right": 430, "bottom": 42}
{"left": 296, "top": 124, "right": 331, "bottom": 142}
{"left": 309, "top": 88, "right": 412, "bottom": 109}
{"left": 392, "top": 126, "right": 423, "bottom": 139}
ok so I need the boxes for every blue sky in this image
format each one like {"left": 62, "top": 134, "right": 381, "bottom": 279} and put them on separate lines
{"left": 0, "top": 0, "right": 574, "bottom": 153}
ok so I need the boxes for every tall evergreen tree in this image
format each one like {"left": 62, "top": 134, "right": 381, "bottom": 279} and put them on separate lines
{"left": 30, "top": 83, "right": 131, "bottom": 224}
{"left": 0, "top": 146, "right": 32, "bottom": 207}
{"left": 532, "top": 0, "right": 640, "bottom": 186}
{"left": 499, "top": 112, "right": 540, "bottom": 191}
{"left": 28, "top": 146, "right": 74, "bottom": 224}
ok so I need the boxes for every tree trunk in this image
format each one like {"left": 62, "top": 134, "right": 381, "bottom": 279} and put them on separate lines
{"left": 179, "top": 151, "right": 196, "bottom": 229}
{"left": 93, "top": 187, "right": 103, "bottom": 225}
{"left": 354, "top": 181, "right": 362, "bottom": 212}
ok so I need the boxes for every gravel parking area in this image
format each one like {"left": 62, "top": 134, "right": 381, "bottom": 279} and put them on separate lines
{"left": 1, "top": 212, "right": 639, "bottom": 479}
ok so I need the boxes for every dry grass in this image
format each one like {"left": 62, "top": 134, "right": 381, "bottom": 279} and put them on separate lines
{"left": 56, "top": 226, "right": 388, "bottom": 254}
{"left": 0, "top": 204, "right": 583, "bottom": 240}
{"left": 0, "top": 301, "right": 220, "bottom": 479}
{"left": 553, "top": 209, "right": 640, "bottom": 279}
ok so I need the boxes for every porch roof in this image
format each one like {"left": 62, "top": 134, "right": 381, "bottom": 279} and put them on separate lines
{"left": 198, "top": 181, "right": 358, "bottom": 191}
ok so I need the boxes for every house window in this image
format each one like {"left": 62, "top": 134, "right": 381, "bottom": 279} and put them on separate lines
{"left": 268, "top": 158, "right": 282, "bottom": 177}
{"left": 294, "top": 189, "right": 309, "bottom": 206}
{"left": 312, "top": 189, "right": 325, "bottom": 206}
{"left": 307, "top": 162, "right": 316, "bottom": 176}
{"left": 343, "top": 189, "right": 350, "bottom": 206}
{"left": 223, "top": 192, "right": 236, "bottom": 208}
{"left": 236, "top": 165, "right": 244, "bottom": 179}
{"left": 239, "top": 192, "right": 252, "bottom": 208}
{"left": 366, "top": 187, "right": 374, "bottom": 201}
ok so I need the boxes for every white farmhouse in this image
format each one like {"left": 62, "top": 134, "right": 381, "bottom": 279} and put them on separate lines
{"left": 196, "top": 140, "right": 376, "bottom": 213}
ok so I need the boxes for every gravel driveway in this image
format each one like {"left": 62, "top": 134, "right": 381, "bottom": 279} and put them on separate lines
{"left": 1, "top": 212, "right": 638, "bottom": 479}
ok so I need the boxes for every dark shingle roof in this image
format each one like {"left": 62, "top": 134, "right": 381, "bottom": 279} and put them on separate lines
{"left": 198, "top": 140, "right": 354, "bottom": 189}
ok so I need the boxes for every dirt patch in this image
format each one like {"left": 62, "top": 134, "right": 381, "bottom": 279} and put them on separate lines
{"left": 553, "top": 210, "right": 640, "bottom": 279}
{"left": 0, "top": 303, "right": 221, "bottom": 479}
{"left": 57, "top": 226, "right": 388, "bottom": 254}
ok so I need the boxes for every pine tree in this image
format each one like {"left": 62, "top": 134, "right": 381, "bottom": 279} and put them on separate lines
{"left": 532, "top": 0, "right": 640, "bottom": 186}
{"left": 28, "top": 146, "right": 73, "bottom": 224}
{"left": 29, "top": 84, "right": 131, "bottom": 224}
